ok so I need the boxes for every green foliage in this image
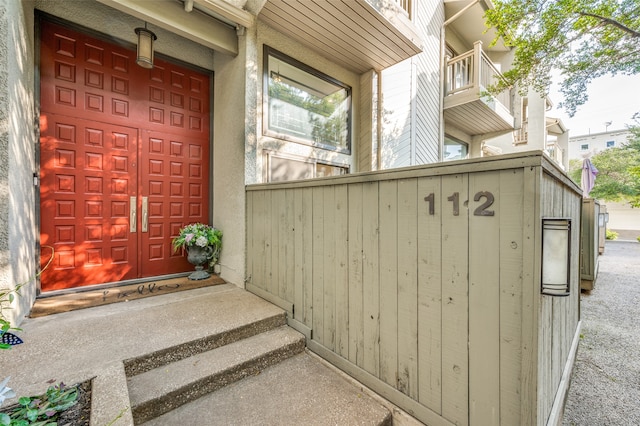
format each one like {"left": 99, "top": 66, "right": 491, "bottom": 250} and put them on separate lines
{"left": 0, "top": 287, "right": 24, "bottom": 350}
{"left": 172, "top": 223, "right": 222, "bottom": 252}
{"left": 172, "top": 223, "right": 222, "bottom": 266}
{"left": 606, "top": 229, "right": 619, "bottom": 240}
{"left": 0, "top": 246, "right": 54, "bottom": 350}
{"left": 568, "top": 126, "right": 640, "bottom": 206}
{"left": 485, "top": 0, "right": 640, "bottom": 116}
{"left": 0, "top": 383, "right": 78, "bottom": 425}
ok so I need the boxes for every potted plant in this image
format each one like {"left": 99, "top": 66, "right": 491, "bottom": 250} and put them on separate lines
{"left": 172, "top": 223, "right": 222, "bottom": 280}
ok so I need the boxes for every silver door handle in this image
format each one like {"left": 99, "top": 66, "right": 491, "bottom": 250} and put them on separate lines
{"left": 130, "top": 196, "right": 137, "bottom": 232}
{"left": 142, "top": 197, "right": 148, "bottom": 233}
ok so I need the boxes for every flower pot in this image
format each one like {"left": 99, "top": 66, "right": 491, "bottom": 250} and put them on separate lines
{"left": 186, "top": 245, "right": 213, "bottom": 280}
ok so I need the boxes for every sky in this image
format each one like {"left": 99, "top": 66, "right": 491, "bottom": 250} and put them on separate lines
{"left": 548, "top": 74, "right": 640, "bottom": 137}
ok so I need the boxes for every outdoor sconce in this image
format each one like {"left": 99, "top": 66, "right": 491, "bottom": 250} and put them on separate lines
{"left": 135, "top": 23, "right": 157, "bottom": 69}
{"left": 541, "top": 218, "right": 571, "bottom": 296}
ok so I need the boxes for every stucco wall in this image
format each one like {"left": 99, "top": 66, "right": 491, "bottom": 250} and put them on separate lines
{"left": 212, "top": 29, "right": 252, "bottom": 288}
{"left": 33, "top": 0, "right": 215, "bottom": 71}
{"left": 0, "top": 0, "right": 37, "bottom": 327}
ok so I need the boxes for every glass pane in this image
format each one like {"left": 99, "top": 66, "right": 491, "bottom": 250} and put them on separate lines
{"left": 444, "top": 136, "right": 468, "bottom": 161}
{"left": 266, "top": 49, "right": 351, "bottom": 152}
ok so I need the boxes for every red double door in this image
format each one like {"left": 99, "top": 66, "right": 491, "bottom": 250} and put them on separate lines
{"left": 39, "top": 20, "right": 211, "bottom": 291}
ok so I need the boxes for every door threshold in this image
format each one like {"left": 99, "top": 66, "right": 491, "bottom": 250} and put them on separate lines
{"left": 29, "top": 274, "right": 226, "bottom": 318}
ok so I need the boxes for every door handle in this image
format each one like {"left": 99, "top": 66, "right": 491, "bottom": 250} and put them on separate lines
{"left": 141, "top": 196, "right": 149, "bottom": 233}
{"left": 130, "top": 196, "right": 137, "bottom": 233}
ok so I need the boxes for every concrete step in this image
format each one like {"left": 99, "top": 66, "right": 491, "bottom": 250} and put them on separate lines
{"left": 144, "top": 352, "right": 392, "bottom": 426}
{"left": 128, "top": 325, "right": 306, "bottom": 424}
{"left": 123, "top": 311, "right": 287, "bottom": 377}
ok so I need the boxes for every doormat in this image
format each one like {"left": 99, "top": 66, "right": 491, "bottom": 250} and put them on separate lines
{"left": 29, "top": 275, "right": 226, "bottom": 318}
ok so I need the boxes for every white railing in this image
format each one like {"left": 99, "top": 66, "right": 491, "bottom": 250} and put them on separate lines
{"left": 394, "top": 0, "right": 412, "bottom": 17}
{"left": 514, "top": 121, "right": 528, "bottom": 145}
{"left": 446, "top": 41, "right": 511, "bottom": 111}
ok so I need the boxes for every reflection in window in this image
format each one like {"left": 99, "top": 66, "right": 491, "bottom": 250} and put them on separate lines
{"left": 444, "top": 136, "right": 468, "bottom": 161}
{"left": 264, "top": 46, "right": 351, "bottom": 153}
{"left": 606, "top": 140, "right": 615, "bottom": 148}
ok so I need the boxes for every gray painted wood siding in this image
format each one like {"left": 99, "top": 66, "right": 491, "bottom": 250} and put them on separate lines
{"left": 414, "top": 0, "right": 442, "bottom": 164}
{"left": 381, "top": 60, "right": 414, "bottom": 169}
{"left": 246, "top": 152, "right": 581, "bottom": 426}
{"left": 378, "top": 2, "right": 443, "bottom": 169}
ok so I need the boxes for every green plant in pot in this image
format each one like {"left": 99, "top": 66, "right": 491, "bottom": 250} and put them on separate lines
{"left": 172, "top": 223, "right": 222, "bottom": 280}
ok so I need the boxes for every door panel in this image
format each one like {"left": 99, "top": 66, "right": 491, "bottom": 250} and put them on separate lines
{"left": 139, "top": 130, "right": 210, "bottom": 276}
{"left": 39, "top": 19, "right": 212, "bottom": 291}
{"left": 40, "top": 116, "right": 138, "bottom": 290}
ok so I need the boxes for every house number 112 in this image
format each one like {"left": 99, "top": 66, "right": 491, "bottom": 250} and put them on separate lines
{"left": 423, "top": 192, "right": 495, "bottom": 216}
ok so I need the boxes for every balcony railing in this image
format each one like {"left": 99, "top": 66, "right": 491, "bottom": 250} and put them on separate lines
{"left": 446, "top": 41, "right": 511, "bottom": 111}
{"left": 394, "top": 0, "right": 412, "bottom": 17}
{"left": 514, "top": 121, "right": 528, "bottom": 145}
{"left": 443, "top": 41, "right": 514, "bottom": 135}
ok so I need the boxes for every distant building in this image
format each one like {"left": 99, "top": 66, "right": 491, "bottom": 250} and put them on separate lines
{"left": 568, "top": 129, "right": 632, "bottom": 160}
{"left": 568, "top": 129, "right": 638, "bottom": 239}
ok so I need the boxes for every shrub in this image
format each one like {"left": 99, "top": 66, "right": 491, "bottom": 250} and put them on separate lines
{"left": 605, "top": 229, "right": 619, "bottom": 240}
{"left": 0, "top": 382, "right": 78, "bottom": 425}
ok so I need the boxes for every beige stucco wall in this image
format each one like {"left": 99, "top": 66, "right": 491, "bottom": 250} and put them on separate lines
{"left": 33, "top": 0, "right": 215, "bottom": 71}
{"left": 212, "top": 28, "right": 252, "bottom": 288}
{"left": 0, "top": 0, "right": 38, "bottom": 327}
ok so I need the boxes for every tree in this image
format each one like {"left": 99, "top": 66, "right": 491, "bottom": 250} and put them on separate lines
{"left": 569, "top": 124, "right": 640, "bottom": 206}
{"left": 485, "top": 0, "right": 640, "bottom": 116}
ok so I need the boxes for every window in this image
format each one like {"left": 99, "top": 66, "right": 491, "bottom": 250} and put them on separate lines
{"left": 265, "top": 151, "right": 349, "bottom": 182}
{"left": 444, "top": 135, "right": 468, "bottom": 161}
{"left": 581, "top": 144, "right": 589, "bottom": 151}
{"left": 264, "top": 46, "right": 351, "bottom": 153}
{"left": 606, "top": 140, "right": 615, "bottom": 148}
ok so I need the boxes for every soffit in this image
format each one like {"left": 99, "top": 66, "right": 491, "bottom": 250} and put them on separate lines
{"left": 259, "top": 0, "right": 423, "bottom": 73}
{"left": 444, "top": 0, "right": 508, "bottom": 52}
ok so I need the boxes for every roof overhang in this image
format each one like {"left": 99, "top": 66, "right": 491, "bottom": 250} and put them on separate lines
{"left": 444, "top": 0, "right": 509, "bottom": 52}
{"left": 258, "top": 0, "right": 424, "bottom": 73}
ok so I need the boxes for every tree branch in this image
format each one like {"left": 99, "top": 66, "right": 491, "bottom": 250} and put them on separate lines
{"left": 578, "top": 12, "right": 640, "bottom": 37}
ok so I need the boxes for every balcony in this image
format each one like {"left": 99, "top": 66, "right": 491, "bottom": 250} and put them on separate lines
{"left": 444, "top": 41, "right": 515, "bottom": 136}
{"left": 259, "top": 0, "right": 423, "bottom": 73}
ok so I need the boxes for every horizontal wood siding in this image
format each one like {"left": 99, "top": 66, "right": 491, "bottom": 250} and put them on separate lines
{"left": 381, "top": 60, "right": 413, "bottom": 169}
{"left": 246, "top": 153, "right": 581, "bottom": 426}
{"left": 414, "top": 0, "right": 442, "bottom": 164}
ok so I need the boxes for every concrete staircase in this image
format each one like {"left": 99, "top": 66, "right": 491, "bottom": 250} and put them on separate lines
{"left": 8, "top": 284, "right": 392, "bottom": 425}
{"left": 119, "top": 288, "right": 391, "bottom": 425}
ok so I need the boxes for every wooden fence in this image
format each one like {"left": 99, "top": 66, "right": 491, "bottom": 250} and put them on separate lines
{"left": 246, "top": 151, "right": 582, "bottom": 425}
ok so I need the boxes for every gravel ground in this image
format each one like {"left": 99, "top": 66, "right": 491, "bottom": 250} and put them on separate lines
{"left": 562, "top": 241, "right": 640, "bottom": 426}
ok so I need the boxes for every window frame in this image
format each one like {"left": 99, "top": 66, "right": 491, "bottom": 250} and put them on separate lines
{"left": 262, "top": 45, "right": 352, "bottom": 154}
{"left": 263, "top": 150, "right": 350, "bottom": 182}
{"left": 444, "top": 134, "right": 469, "bottom": 161}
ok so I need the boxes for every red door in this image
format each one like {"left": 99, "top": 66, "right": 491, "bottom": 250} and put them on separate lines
{"left": 39, "top": 20, "right": 211, "bottom": 291}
